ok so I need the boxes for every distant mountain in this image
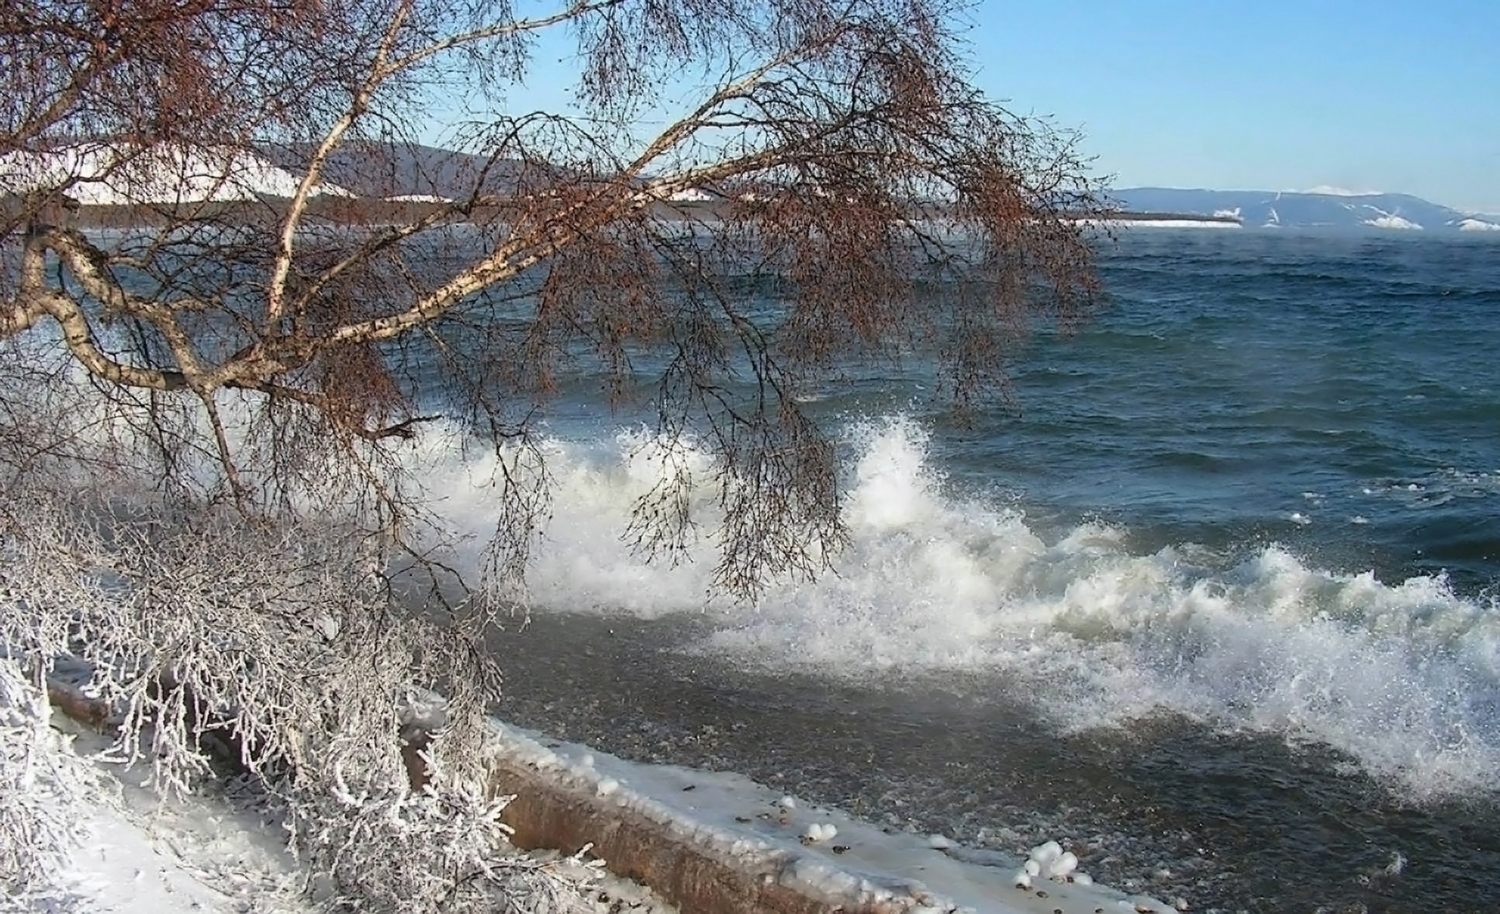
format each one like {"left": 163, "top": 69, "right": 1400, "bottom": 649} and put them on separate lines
{"left": 0, "top": 143, "right": 350, "bottom": 205}
{"left": 15, "top": 139, "right": 1499, "bottom": 234}
{"left": 1110, "top": 187, "right": 1500, "bottom": 232}
{"left": 264, "top": 142, "right": 510, "bottom": 201}
{"left": 0, "top": 141, "right": 565, "bottom": 206}
{"left": 261, "top": 142, "right": 582, "bottom": 202}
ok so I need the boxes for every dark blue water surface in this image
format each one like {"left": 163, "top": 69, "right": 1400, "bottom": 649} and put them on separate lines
{"left": 877, "top": 230, "right": 1500, "bottom": 591}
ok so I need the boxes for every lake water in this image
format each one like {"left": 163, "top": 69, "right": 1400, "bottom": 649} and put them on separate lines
{"left": 456, "top": 228, "right": 1500, "bottom": 913}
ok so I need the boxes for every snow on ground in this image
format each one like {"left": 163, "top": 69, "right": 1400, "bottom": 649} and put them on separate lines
{"left": 1457, "top": 218, "right": 1500, "bottom": 232}
{"left": 9, "top": 698, "right": 676, "bottom": 913}
{"left": 6, "top": 715, "right": 312, "bottom": 914}
{"left": 489, "top": 721, "right": 1184, "bottom": 914}
{"left": 19, "top": 797, "right": 288, "bottom": 913}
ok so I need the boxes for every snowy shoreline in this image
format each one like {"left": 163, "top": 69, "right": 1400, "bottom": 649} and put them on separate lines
{"left": 31, "top": 672, "right": 1180, "bottom": 914}
{"left": 484, "top": 719, "right": 1184, "bottom": 914}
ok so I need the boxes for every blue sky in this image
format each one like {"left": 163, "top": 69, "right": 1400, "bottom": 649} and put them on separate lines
{"left": 436, "top": 1, "right": 1500, "bottom": 212}
{"left": 961, "top": 1, "right": 1500, "bottom": 211}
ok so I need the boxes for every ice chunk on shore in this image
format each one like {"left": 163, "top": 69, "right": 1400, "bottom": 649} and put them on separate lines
{"left": 1029, "top": 840, "right": 1063, "bottom": 866}
{"left": 1049, "top": 851, "right": 1079, "bottom": 878}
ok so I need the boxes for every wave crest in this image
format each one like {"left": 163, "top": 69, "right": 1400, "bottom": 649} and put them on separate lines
{"left": 413, "top": 415, "right": 1500, "bottom": 799}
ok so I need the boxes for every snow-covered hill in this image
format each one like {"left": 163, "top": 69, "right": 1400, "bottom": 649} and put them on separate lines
{"left": 262, "top": 141, "right": 565, "bottom": 201}
{"left": 0, "top": 143, "right": 350, "bottom": 205}
{"left": 1111, "top": 187, "right": 1499, "bottom": 232}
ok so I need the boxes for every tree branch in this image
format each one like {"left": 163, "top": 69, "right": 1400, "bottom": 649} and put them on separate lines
{"left": 267, "top": 0, "right": 416, "bottom": 325}
{"left": 378, "top": 0, "right": 627, "bottom": 78}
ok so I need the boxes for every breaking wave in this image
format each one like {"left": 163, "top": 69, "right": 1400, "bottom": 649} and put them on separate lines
{"left": 413, "top": 415, "right": 1500, "bottom": 801}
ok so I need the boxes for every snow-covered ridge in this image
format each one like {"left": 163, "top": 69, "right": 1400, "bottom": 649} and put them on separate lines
{"left": 1297, "top": 185, "right": 1383, "bottom": 197}
{"left": 0, "top": 143, "right": 351, "bottom": 205}
{"left": 1114, "top": 187, "right": 1497, "bottom": 232}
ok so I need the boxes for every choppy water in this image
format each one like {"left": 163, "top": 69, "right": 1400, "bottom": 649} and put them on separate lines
{"left": 431, "top": 229, "right": 1500, "bottom": 912}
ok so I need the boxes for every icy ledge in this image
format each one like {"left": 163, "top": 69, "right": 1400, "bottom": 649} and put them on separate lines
{"left": 481, "top": 719, "right": 1182, "bottom": 914}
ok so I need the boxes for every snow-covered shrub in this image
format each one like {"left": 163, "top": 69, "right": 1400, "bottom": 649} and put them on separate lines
{"left": 294, "top": 759, "right": 594, "bottom": 913}
{"left": 0, "top": 491, "right": 588, "bottom": 912}
{"left": 0, "top": 367, "right": 590, "bottom": 911}
{"left": 0, "top": 659, "right": 104, "bottom": 899}
{"left": 0, "top": 495, "right": 481, "bottom": 789}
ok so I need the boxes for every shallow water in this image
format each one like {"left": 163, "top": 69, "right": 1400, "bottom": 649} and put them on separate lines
{"left": 492, "top": 612, "right": 1500, "bottom": 913}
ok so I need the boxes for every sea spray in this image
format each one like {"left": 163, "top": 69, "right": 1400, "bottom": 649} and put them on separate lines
{"left": 406, "top": 414, "right": 1500, "bottom": 800}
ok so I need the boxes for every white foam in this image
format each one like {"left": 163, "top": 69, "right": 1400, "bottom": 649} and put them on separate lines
{"left": 423, "top": 417, "right": 1500, "bottom": 801}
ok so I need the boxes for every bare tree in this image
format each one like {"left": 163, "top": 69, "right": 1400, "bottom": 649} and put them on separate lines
{"left": 0, "top": 1, "right": 1102, "bottom": 907}
{"left": 3, "top": 0, "right": 1102, "bottom": 593}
